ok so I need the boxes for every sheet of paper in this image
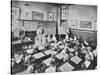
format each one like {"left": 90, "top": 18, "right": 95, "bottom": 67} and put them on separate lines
{"left": 70, "top": 56, "right": 82, "bottom": 64}
{"left": 45, "top": 66, "right": 56, "bottom": 73}
{"left": 44, "top": 50, "right": 52, "bottom": 55}
{"left": 84, "top": 61, "right": 91, "bottom": 68}
{"left": 33, "top": 52, "right": 45, "bottom": 59}
{"left": 59, "top": 62, "right": 75, "bottom": 71}
{"left": 55, "top": 53, "right": 64, "bottom": 59}
{"left": 26, "top": 49, "right": 33, "bottom": 54}
{"left": 69, "top": 48, "right": 75, "bottom": 52}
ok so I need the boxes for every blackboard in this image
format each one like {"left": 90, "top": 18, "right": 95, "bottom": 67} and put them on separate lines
{"left": 24, "top": 21, "right": 38, "bottom": 31}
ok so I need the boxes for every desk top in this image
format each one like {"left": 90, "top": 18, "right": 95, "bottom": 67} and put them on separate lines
{"left": 45, "top": 66, "right": 56, "bottom": 73}
{"left": 44, "top": 50, "right": 57, "bottom": 55}
{"left": 58, "top": 62, "right": 75, "bottom": 71}
{"left": 84, "top": 61, "right": 91, "bottom": 68}
{"left": 12, "top": 40, "right": 33, "bottom": 45}
{"left": 55, "top": 53, "right": 64, "bottom": 59}
{"left": 70, "top": 55, "right": 82, "bottom": 64}
{"left": 44, "top": 50, "right": 52, "bottom": 55}
{"left": 43, "top": 57, "right": 52, "bottom": 66}
{"left": 69, "top": 48, "right": 75, "bottom": 52}
{"left": 33, "top": 52, "right": 45, "bottom": 59}
{"left": 26, "top": 49, "right": 34, "bottom": 54}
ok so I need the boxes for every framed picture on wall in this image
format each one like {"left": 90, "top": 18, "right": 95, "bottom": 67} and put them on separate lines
{"left": 32, "top": 11, "right": 43, "bottom": 21}
{"left": 20, "top": 10, "right": 32, "bottom": 20}
{"left": 11, "top": 7, "right": 20, "bottom": 19}
{"left": 48, "top": 12, "right": 54, "bottom": 21}
{"left": 80, "top": 21, "right": 92, "bottom": 29}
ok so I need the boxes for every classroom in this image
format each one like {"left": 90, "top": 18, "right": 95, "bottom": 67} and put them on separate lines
{"left": 11, "top": 0, "right": 97, "bottom": 74}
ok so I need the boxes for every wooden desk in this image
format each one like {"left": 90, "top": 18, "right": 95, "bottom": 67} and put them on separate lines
{"left": 44, "top": 50, "right": 52, "bottom": 55}
{"left": 33, "top": 52, "right": 45, "bottom": 59}
{"left": 44, "top": 50, "right": 57, "bottom": 55}
{"left": 84, "top": 61, "right": 91, "bottom": 68}
{"left": 43, "top": 57, "right": 52, "bottom": 66}
{"left": 70, "top": 56, "right": 82, "bottom": 64}
{"left": 11, "top": 40, "right": 33, "bottom": 58}
{"left": 26, "top": 49, "right": 34, "bottom": 54}
{"left": 55, "top": 53, "right": 64, "bottom": 59}
{"left": 69, "top": 48, "right": 75, "bottom": 52}
{"left": 13, "top": 70, "right": 30, "bottom": 75}
{"left": 45, "top": 66, "right": 56, "bottom": 73}
{"left": 58, "top": 62, "right": 75, "bottom": 71}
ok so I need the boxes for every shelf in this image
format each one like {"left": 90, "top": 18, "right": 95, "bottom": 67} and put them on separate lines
{"left": 19, "top": 19, "right": 57, "bottom": 23}
{"left": 70, "top": 28, "right": 97, "bottom": 32}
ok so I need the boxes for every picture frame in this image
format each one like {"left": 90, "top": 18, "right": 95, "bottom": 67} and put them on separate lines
{"left": 80, "top": 21, "right": 92, "bottom": 29}
{"left": 48, "top": 12, "right": 54, "bottom": 21}
{"left": 11, "top": 6, "right": 20, "bottom": 19}
{"left": 32, "top": 11, "right": 43, "bottom": 21}
{"left": 20, "top": 10, "right": 32, "bottom": 20}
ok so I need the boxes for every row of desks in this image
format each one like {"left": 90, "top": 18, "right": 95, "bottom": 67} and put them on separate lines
{"left": 12, "top": 41, "right": 96, "bottom": 74}
{"left": 25, "top": 49, "right": 83, "bottom": 72}
{"left": 13, "top": 47, "right": 94, "bottom": 74}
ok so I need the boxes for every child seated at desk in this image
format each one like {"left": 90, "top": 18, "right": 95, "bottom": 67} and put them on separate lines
{"left": 47, "top": 34, "right": 52, "bottom": 43}
{"left": 25, "top": 54, "right": 36, "bottom": 73}
{"left": 42, "top": 34, "right": 47, "bottom": 45}
{"left": 52, "top": 34, "right": 57, "bottom": 42}
{"left": 50, "top": 46, "right": 57, "bottom": 56}
{"left": 81, "top": 54, "right": 91, "bottom": 69}
{"left": 38, "top": 45, "right": 45, "bottom": 51}
{"left": 63, "top": 33, "right": 69, "bottom": 42}
{"left": 12, "top": 51, "right": 25, "bottom": 73}
{"left": 69, "top": 37, "right": 73, "bottom": 42}
{"left": 13, "top": 51, "right": 24, "bottom": 65}
{"left": 93, "top": 48, "right": 97, "bottom": 57}
{"left": 86, "top": 46, "right": 94, "bottom": 61}
{"left": 81, "top": 46, "right": 94, "bottom": 69}
{"left": 26, "top": 63, "right": 35, "bottom": 73}
{"left": 24, "top": 55, "right": 32, "bottom": 65}
{"left": 61, "top": 47, "right": 69, "bottom": 62}
{"left": 45, "top": 56, "right": 56, "bottom": 73}
{"left": 73, "top": 36, "right": 77, "bottom": 41}
{"left": 58, "top": 42, "right": 65, "bottom": 50}
{"left": 68, "top": 43, "right": 76, "bottom": 57}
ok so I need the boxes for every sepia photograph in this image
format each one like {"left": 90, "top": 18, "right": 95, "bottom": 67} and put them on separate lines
{"left": 11, "top": 0, "right": 97, "bottom": 74}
